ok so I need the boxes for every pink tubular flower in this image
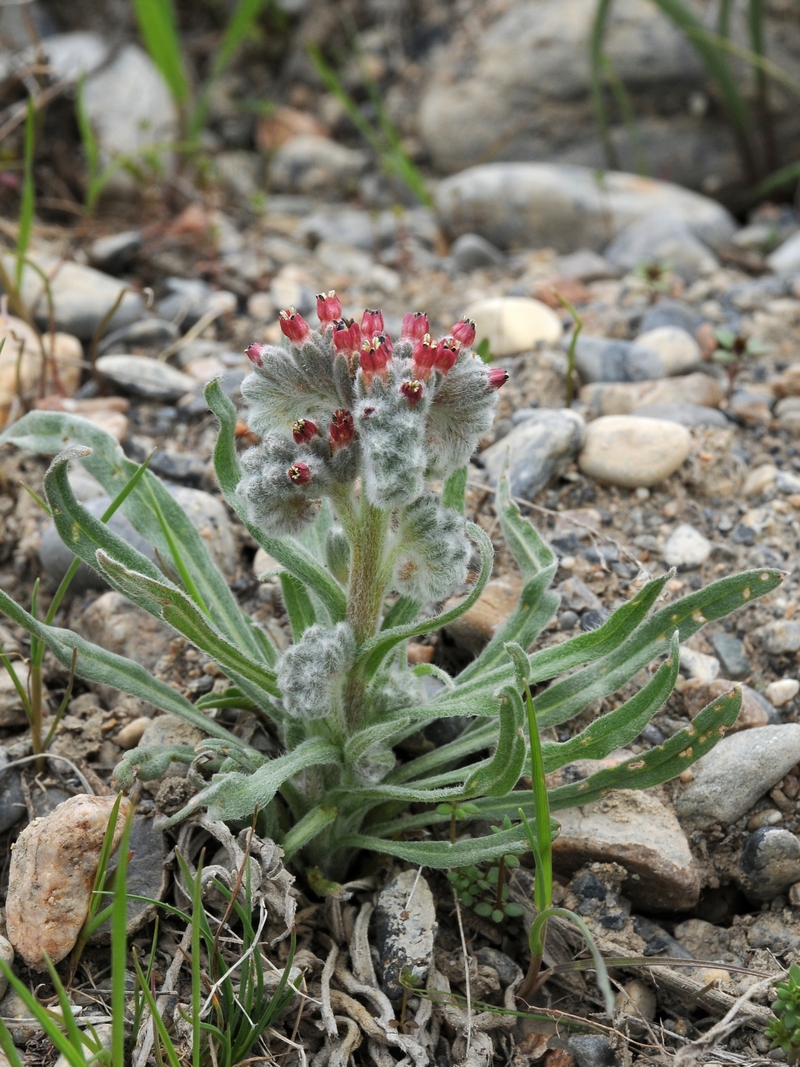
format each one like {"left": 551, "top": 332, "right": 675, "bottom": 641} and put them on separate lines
{"left": 287, "top": 462, "right": 312, "bottom": 485}
{"left": 279, "top": 308, "right": 311, "bottom": 343}
{"left": 361, "top": 308, "right": 385, "bottom": 336}
{"left": 400, "top": 379, "right": 424, "bottom": 406}
{"left": 360, "top": 334, "right": 393, "bottom": 385}
{"left": 401, "top": 311, "right": 429, "bottom": 342}
{"left": 316, "top": 291, "right": 342, "bottom": 325}
{"left": 488, "top": 367, "right": 509, "bottom": 390}
{"left": 433, "top": 337, "right": 462, "bottom": 375}
{"left": 451, "top": 317, "right": 476, "bottom": 347}
{"left": 246, "top": 342, "right": 267, "bottom": 368}
{"left": 330, "top": 408, "right": 355, "bottom": 451}
{"left": 411, "top": 333, "right": 437, "bottom": 379}
{"left": 292, "top": 418, "right": 319, "bottom": 444}
{"left": 332, "top": 318, "right": 362, "bottom": 361}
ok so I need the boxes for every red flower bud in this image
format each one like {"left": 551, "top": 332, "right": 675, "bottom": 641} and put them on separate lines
{"left": 488, "top": 367, "right": 509, "bottom": 390}
{"left": 279, "top": 307, "right": 311, "bottom": 343}
{"left": 292, "top": 418, "right": 319, "bottom": 444}
{"left": 361, "top": 308, "right": 385, "bottom": 336}
{"left": 401, "top": 311, "right": 430, "bottom": 342}
{"left": 246, "top": 342, "right": 267, "bottom": 368}
{"left": 330, "top": 408, "right": 355, "bottom": 451}
{"left": 411, "top": 333, "right": 437, "bottom": 379}
{"left": 287, "top": 462, "right": 312, "bottom": 485}
{"left": 360, "top": 333, "right": 393, "bottom": 385}
{"left": 451, "top": 317, "right": 476, "bottom": 347}
{"left": 433, "top": 337, "right": 462, "bottom": 375}
{"left": 332, "top": 318, "right": 362, "bottom": 360}
{"left": 316, "top": 290, "right": 342, "bottom": 325}
{"left": 400, "top": 379, "right": 424, "bottom": 406}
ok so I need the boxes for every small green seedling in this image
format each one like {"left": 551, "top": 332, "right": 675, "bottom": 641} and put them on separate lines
{"left": 712, "top": 327, "right": 768, "bottom": 395}
{"left": 767, "top": 964, "right": 800, "bottom": 1065}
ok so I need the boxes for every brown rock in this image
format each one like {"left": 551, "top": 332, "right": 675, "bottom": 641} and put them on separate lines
{"left": 256, "top": 106, "right": 327, "bottom": 151}
{"left": 74, "top": 592, "right": 172, "bottom": 671}
{"left": 552, "top": 789, "right": 700, "bottom": 911}
{"left": 6, "top": 794, "right": 130, "bottom": 969}
{"left": 444, "top": 575, "right": 522, "bottom": 655}
{"left": 679, "top": 678, "right": 769, "bottom": 731}
{"left": 0, "top": 315, "right": 82, "bottom": 429}
{"left": 772, "top": 364, "right": 800, "bottom": 398}
{"left": 580, "top": 372, "right": 725, "bottom": 416}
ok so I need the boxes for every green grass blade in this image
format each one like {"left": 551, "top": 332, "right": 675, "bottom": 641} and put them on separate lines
{"left": 131, "top": 0, "right": 190, "bottom": 104}
{"left": 281, "top": 805, "right": 338, "bottom": 860}
{"left": 342, "top": 822, "right": 532, "bottom": 869}
{"left": 16, "top": 97, "right": 36, "bottom": 291}
{"left": 131, "top": 952, "right": 183, "bottom": 1067}
{"left": 588, "top": 0, "right": 619, "bottom": 169}
{"left": 111, "top": 803, "right": 134, "bottom": 1067}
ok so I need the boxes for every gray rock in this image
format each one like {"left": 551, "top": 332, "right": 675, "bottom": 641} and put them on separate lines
{"left": 605, "top": 212, "right": 719, "bottom": 280}
{"left": 639, "top": 300, "right": 704, "bottom": 335}
{"left": 0, "top": 933, "right": 12, "bottom": 1000}
{"left": 675, "top": 724, "right": 800, "bottom": 828}
{"left": 148, "top": 449, "right": 207, "bottom": 486}
{"left": 98, "top": 317, "right": 180, "bottom": 356}
{"left": 663, "top": 524, "right": 711, "bottom": 570}
{"left": 435, "top": 164, "right": 736, "bottom": 253}
{"left": 709, "top": 633, "right": 749, "bottom": 680}
{"left": 374, "top": 869, "right": 436, "bottom": 1003}
{"left": 39, "top": 496, "right": 158, "bottom": 593}
{"left": 568, "top": 1035, "right": 620, "bottom": 1067}
{"left": 156, "top": 279, "right": 237, "bottom": 328}
{"left": 758, "top": 620, "right": 800, "bottom": 656}
{"left": 167, "top": 486, "right": 237, "bottom": 579}
{"left": 95, "top": 355, "right": 198, "bottom": 401}
{"left": 580, "top": 373, "right": 726, "bottom": 416}
{"left": 679, "top": 645, "right": 720, "bottom": 682}
{"left": 634, "top": 403, "right": 728, "bottom": 428}
{"left": 268, "top": 135, "right": 367, "bottom": 198}
{"left": 451, "top": 232, "right": 505, "bottom": 272}
{"left": 552, "top": 250, "right": 619, "bottom": 281}
{"left": 776, "top": 470, "right": 800, "bottom": 495}
{"left": 0, "top": 752, "right": 26, "bottom": 834}
{"left": 633, "top": 327, "right": 701, "bottom": 375}
{"left": 298, "top": 208, "right": 375, "bottom": 251}
{"left": 767, "top": 231, "right": 800, "bottom": 274}
{"left": 557, "top": 577, "right": 602, "bottom": 613}
{"left": 776, "top": 396, "right": 800, "bottom": 435}
{"left": 2, "top": 254, "right": 145, "bottom": 340}
{"left": 738, "top": 827, "right": 800, "bottom": 902}
{"left": 573, "top": 336, "right": 662, "bottom": 383}
{"left": 481, "top": 408, "right": 585, "bottom": 499}
{"left": 72, "top": 591, "right": 173, "bottom": 676}
{"left": 88, "top": 231, "right": 143, "bottom": 274}
{"left": 213, "top": 150, "right": 262, "bottom": 208}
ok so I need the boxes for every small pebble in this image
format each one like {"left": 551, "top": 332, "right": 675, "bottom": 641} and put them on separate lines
{"left": 663, "top": 524, "right": 712, "bottom": 570}
{"left": 465, "top": 295, "right": 563, "bottom": 355}
{"left": 0, "top": 935, "right": 13, "bottom": 1000}
{"left": 759, "top": 620, "right": 800, "bottom": 656}
{"left": 709, "top": 633, "right": 749, "bottom": 679}
{"left": 765, "top": 679, "right": 800, "bottom": 707}
{"left": 579, "top": 416, "right": 691, "bottom": 488}
{"left": 117, "top": 716, "right": 151, "bottom": 749}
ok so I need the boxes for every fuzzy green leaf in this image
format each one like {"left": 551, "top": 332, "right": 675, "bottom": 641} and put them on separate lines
{"left": 279, "top": 571, "right": 317, "bottom": 640}
{"left": 342, "top": 822, "right": 535, "bottom": 869}
{"left": 463, "top": 684, "right": 526, "bottom": 798}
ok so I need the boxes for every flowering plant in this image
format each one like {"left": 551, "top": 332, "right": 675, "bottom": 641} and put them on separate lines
{"left": 0, "top": 293, "right": 782, "bottom": 880}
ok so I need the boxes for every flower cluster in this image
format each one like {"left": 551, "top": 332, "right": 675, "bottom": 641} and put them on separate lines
{"left": 238, "top": 294, "right": 506, "bottom": 536}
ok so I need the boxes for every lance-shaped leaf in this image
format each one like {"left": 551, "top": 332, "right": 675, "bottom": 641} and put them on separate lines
{"left": 159, "top": 737, "right": 341, "bottom": 826}
{"left": 0, "top": 589, "right": 245, "bottom": 746}
{"left": 278, "top": 572, "right": 317, "bottom": 640}
{"left": 281, "top": 807, "right": 338, "bottom": 861}
{"left": 355, "top": 521, "right": 494, "bottom": 680}
{"left": 1, "top": 410, "right": 267, "bottom": 661}
{"left": 341, "top": 822, "right": 541, "bottom": 870}
{"left": 95, "top": 551, "right": 281, "bottom": 700}
{"left": 205, "top": 378, "right": 347, "bottom": 624}
{"left": 535, "top": 569, "right": 782, "bottom": 728}
{"left": 463, "top": 684, "right": 526, "bottom": 798}
{"left": 541, "top": 630, "right": 681, "bottom": 771}
{"left": 343, "top": 717, "right": 411, "bottom": 768}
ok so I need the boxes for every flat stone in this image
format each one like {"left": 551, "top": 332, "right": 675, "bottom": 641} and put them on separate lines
{"left": 95, "top": 355, "right": 197, "bottom": 401}
{"left": 579, "top": 416, "right": 691, "bottom": 488}
{"left": 605, "top": 211, "right": 719, "bottom": 280}
{"left": 776, "top": 470, "right": 800, "bottom": 495}
{"left": 88, "top": 231, "right": 143, "bottom": 273}
{"left": 633, "top": 326, "right": 701, "bottom": 375}
{"left": 268, "top": 134, "right": 367, "bottom": 198}
{"left": 639, "top": 300, "right": 704, "bottom": 335}
{"left": 579, "top": 373, "right": 725, "bottom": 416}
{"left": 434, "top": 165, "right": 736, "bottom": 253}
{"left": 680, "top": 679, "right": 771, "bottom": 731}
{"left": 663, "top": 523, "right": 711, "bottom": 570}
{"left": 709, "top": 633, "right": 749, "bottom": 679}
{"left": 2, "top": 254, "right": 144, "bottom": 340}
{"left": 758, "top": 620, "right": 800, "bottom": 656}
{"left": 772, "top": 366, "right": 800, "bottom": 398}
{"left": 738, "top": 827, "right": 800, "bottom": 902}
{"left": 0, "top": 934, "right": 12, "bottom": 1000}
{"left": 767, "top": 231, "right": 800, "bottom": 274}
{"left": 465, "top": 296, "right": 563, "bottom": 354}
{"left": 481, "top": 408, "right": 585, "bottom": 498}
{"left": 156, "top": 281, "right": 237, "bottom": 328}
{"left": 634, "top": 402, "right": 728, "bottom": 428}
{"left": 451, "top": 232, "right": 505, "bottom": 272}
{"left": 374, "top": 869, "right": 437, "bottom": 1003}
{"left": 552, "top": 790, "right": 700, "bottom": 911}
{"left": 765, "top": 679, "right": 800, "bottom": 707}
{"left": 675, "top": 724, "right": 800, "bottom": 828}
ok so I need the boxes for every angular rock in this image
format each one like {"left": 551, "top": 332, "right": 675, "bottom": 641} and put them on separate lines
{"left": 0, "top": 752, "right": 25, "bottom": 834}
{"left": 728, "top": 389, "right": 773, "bottom": 427}
{"left": 579, "top": 373, "right": 725, "bottom": 416}
{"left": 3, "top": 254, "right": 144, "bottom": 340}
{"left": 481, "top": 408, "right": 585, "bottom": 498}
{"left": 738, "top": 827, "right": 800, "bottom": 902}
{"left": 465, "top": 296, "right": 563, "bottom": 354}
{"left": 552, "top": 250, "right": 619, "bottom": 281}
{"left": 605, "top": 212, "right": 719, "bottom": 280}
{"left": 552, "top": 790, "right": 700, "bottom": 911}
{"left": 0, "top": 662, "right": 31, "bottom": 728}
{"left": 435, "top": 164, "right": 736, "bottom": 253}
{"left": 99, "top": 317, "right": 180, "bottom": 355}
{"left": 450, "top": 232, "right": 505, "bottom": 272}
{"left": 374, "top": 869, "right": 436, "bottom": 1003}
{"left": 579, "top": 416, "right": 691, "bottom": 488}
{"left": 709, "top": 633, "right": 749, "bottom": 680}
{"left": 663, "top": 523, "right": 711, "bottom": 570}
{"left": 633, "top": 326, "right": 701, "bottom": 375}
{"left": 742, "top": 464, "right": 778, "bottom": 497}
{"left": 758, "top": 620, "right": 800, "bottom": 656}
{"left": 675, "top": 724, "right": 800, "bottom": 828}
{"left": 678, "top": 645, "right": 720, "bottom": 682}
{"left": 767, "top": 231, "right": 800, "bottom": 274}
{"left": 95, "top": 355, "right": 197, "bottom": 401}
{"left": 6, "top": 794, "right": 131, "bottom": 969}
{"left": 156, "top": 280, "right": 237, "bottom": 328}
